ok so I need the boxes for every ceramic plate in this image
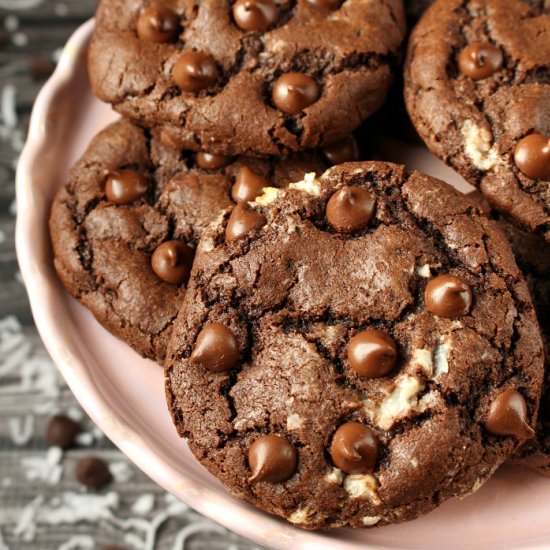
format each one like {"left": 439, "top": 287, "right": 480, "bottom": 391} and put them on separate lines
{"left": 16, "top": 20, "right": 550, "bottom": 550}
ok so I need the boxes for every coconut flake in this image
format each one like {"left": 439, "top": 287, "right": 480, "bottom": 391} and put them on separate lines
{"left": 58, "top": 535, "right": 95, "bottom": 550}
{"left": 20, "top": 446, "right": 63, "bottom": 485}
{"left": 131, "top": 494, "right": 155, "bottom": 516}
{"left": 109, "top": 461, "right": 134, "bottom": 483}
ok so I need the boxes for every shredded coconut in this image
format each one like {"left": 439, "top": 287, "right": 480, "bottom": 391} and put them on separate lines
{"left": 109, "top": 461, "right": 134, "bottom": 483}
{"left": 20, "top": 446, "right": 63, "bottom": 485}
{"left": 131, "top": 494, "right": 155, "bottom": 516}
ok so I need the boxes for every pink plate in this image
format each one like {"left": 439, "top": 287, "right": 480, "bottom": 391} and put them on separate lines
{"left": 16, "top": 20, "right": 550, "bottom": 550}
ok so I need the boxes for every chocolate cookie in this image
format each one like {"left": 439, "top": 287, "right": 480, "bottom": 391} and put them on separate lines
{"left": 404, "top": 0, "right": 550, "bottom": 241}
{"left": 165, "top": 162, "right": 543, "bottom": 529}
{"left": 468, "top": 192, "right": 550, "bottom": 476}
{"left": 49, "top": 118, "right": 339, "bottom": 362}
{"left": 502, "top": 222, "right": 550, "bottom": 476}
{"left": 88, "top": 0, "right": 406, "bottom": 157}
{"left": 405, "top": 0, "right": 433, "bottom": 23}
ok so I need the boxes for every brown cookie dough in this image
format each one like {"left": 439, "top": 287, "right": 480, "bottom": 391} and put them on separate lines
{"left": 165, "top": 162, "right": 544, "bottom": 529}
{"left": 88, "top": 0, "right": 406, "bottom": 157}
{"left": 404, "top": 0, "right": 550, "bottom": 241}
{"left": 49, "top": 118, "right": 336, "bottom": 362}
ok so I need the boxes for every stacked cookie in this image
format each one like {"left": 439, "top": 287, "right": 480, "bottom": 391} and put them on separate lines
{"left": 404, "top": 0, "right": 550, "bottom": 478}
{"left": 49, "top": 0, "right": 548, "bottom": 532}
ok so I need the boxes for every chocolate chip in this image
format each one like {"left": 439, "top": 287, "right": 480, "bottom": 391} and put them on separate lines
{"left": 190, "top": 323, "right": 239, "bottom": 372}
{"left": 136, "top": 7, "right": 180, "bottom": 43}
{"left": 323, "top": 135, "right": 360, "bottom": 165}
{"left": 231, "top": 166, "right": 271, "bottom": 203}
{"left": 307, "top": 0, "right": 344, "bottom": 9}
{"left": 225, "top": 203, "right": 267, "bottom": 242}
{"left": 272, "top": 73, "right": 320, "bottom": 115}
{"left": 347, "top": 329, "right": 398, "bottom": 378}
{"left": 105, "top": 170, "right": 149, "bottom": 205}
{"left": 326, "top": 185, "right": 376, "bottom": 233}
{"left": 195, "top": 151, "right": 232, "bottom": 169}
{"left": 513, "top": 134, "right": 550, "bottom": 180}
{"left": 45, "top": 414, "right": 80, "bottom": 449}
{"left": 458, "top": 43, "right": 503, "bottom": 80}
{"left": 233, "top": 0, "right": 279, "bottom": 32}
{"left": 330, "top": 422, "right": 378, "bottom": 474}
{"left": 151, "top": 241, "right": 194, "bottom": 285}
{"left": 424, "top": 275, "right": 473, "bottom": 318}
{"left": 485, "top": 389, "right": 535, "bottom": 439}
{"left": 75, "top": 457, "right": 112, "bottom": 489}
{"left": 173, "top": 52, "right": 218, "bottom": 93}
{"left": 248, "top": 435, "right": 297, "bottom": 483}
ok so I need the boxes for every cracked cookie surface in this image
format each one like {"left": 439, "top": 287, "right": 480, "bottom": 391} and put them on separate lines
{"left": 404, "top": 0, "right": 550, "bottom": 242}
{"left": 165, "top": 161, "right": 543, "bottom": 529}
{"left": 497, "top": 221, "right": 550, "bottom": 475}
{"left": 468, "top": 191, "right": 550, "bottom": 475}
{"left": 49, "top": 119, "right": 330, "bottom": 362}
{"left": 89, "top": 0, "right": 406, "bottom": 157}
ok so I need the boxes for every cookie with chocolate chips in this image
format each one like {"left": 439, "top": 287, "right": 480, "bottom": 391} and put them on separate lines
{"left": 88, "top": 0, "right": 406, "bottom": 157}
{"left": 404, "top": 0, "right": 550, "bottom": 242}
{"left": 468, "top": 192, "right": 550, "bottom": 476}
{"left": 165, "top": 162, "right": 544, "bottom": 529}
{"left": 502, "top": 223, "right": 550, "bottom": 476}
{"left": 49, "top": 118, "right": 336, "bottom": 362}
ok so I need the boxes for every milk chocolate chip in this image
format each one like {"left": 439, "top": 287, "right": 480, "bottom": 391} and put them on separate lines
{"left": 348, "top": 329, "right": 398, "bottom": 378}
{"left": 226, "top": 204, "right": 267, "bottom": 242}
{"left": 151, "top": 241, "right": 194, "bottom": 285}
{"left": 233, "top": 0, "right": 279, "bottom": 32}
{"left": 196, "top": 151, "right": 232, "bottom": 170}
{"left": 323, "top": 136, "right": 360, "bottom": 165}
{"left": 485, "top": 389, "right": 535, "bottom": 439}
{"left": 425, "top": 275, "right": 472, "bottom": 318}
{"left": 248, "top": 435, "right": 297, "bottom": 483}
{"left": 173, "top": 52, "right": 218, "bottom": 93}
{"left": 105, "top": 170, "right": 148, "bottom": 205}
{"left": 136, "top": 7, "right": 180, "bottom": 43}
{"left": 330, "top": 422, "right": 378, "bottom": 474}
{"left": 76, "top": 457, "right": 112, "bottom": 489}
{"left": 190, "top": 323, "right": 239, "bottom": 372}
{"left": 458, "top": 43, "right": 503, "bottom": 80}
{"left": 46, "top": 414, "right": 80, "bottom": 449}
{"left": 231, "top": 166, "right": 271, "bottom": 203}
{"left": 326, "top": 185, "right": 376, "bottom": 233}
{"left": 514, "top": 134, "right": 550, "bottom": 180}
{"left": 272, "top": 73, "right": 320, "bottom": 115}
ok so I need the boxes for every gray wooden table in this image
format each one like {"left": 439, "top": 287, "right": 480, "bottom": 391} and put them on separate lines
{"left": 0, "top": 2, "right": 262, "bottom": 549}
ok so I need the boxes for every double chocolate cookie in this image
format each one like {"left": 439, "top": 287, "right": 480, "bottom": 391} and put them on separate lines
{"left": 405, "top": 0, "right": 433, "bottom": 23}
{"left": 404, "top": 0, "right": 550, "bottom": 241}
{"left": 503, "top": 222, "right": 550, "bottom": 476}
{"left": 50, "top": 118, "right": 341, "bottom": 362}
{"left": 89, "top": 0, "right": 406, "bottom": 157}
{"left": 468, "top": 191, "right": 550, "bottom": 475}
{"left": 165, "top": 162, "right": 543, "bottom": 529}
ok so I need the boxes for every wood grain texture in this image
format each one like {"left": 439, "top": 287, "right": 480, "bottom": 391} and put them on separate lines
{"left": 0, "top": 2, "right": 262, "bottom": 548}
